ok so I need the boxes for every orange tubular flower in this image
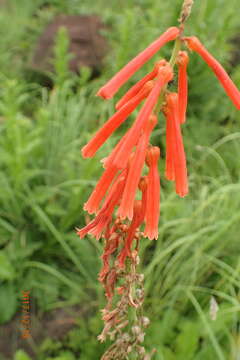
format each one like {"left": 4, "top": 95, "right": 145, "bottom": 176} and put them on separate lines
{"left": 77, "top": 173, "right": 126, "bottom": 240}
{"left": 82, "top": 81, "right": 154, "bottom": 159}
{"left": 113, "top": 64, "right": 173, "bottom": 169}
{"left": 138, "top": 176, "right": 148, "bottom": 222}
{"left": 115, "top": 59, "right": 167, "bottom": 110}
{"left": 97, "top": 27, "right": 179, "bottom": 99}
{"left": 166, "top": 93, "right": 188, "bottom": 197}
{"left": 118, "top": 115, "right": 157, "bottom": 220}
{"left": 83, "top": 165, "right": 119, "bottom": 214}
{"left": 164, "top": 105, "right": 175, "bottom": 181}
{"left": 184, "top": 36, "right": 240, "bottom": 110}
{"left": 101, "top": 131, "right": 131, "bottom": 169}
{"left": 144, "top": 147, "right": 160, "bottom": 240}
{"left": 177, "top": 51, "right": 189, "bottom": 124}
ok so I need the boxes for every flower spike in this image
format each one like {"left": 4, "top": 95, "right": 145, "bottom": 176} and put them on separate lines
{"left": 76, "top": 14, "right": 240, "bottom": 357}
{"left": 177, "top": 51, "right": 189, "bottom": 123}
{"left": 97, "top": 27, "right": 179, "bottom": 99}
{"left": 184, "top": 36, "right": 240, "bottom": 110}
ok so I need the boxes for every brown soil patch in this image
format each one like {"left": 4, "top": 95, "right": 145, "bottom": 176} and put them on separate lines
{"left": 31, "top": 15, "right": 108, "bottom": 75}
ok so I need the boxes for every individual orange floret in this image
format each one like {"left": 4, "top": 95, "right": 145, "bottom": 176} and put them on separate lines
{"left": 184, "top": 36, "right": 240, "bottom": 109}
{"left": 177, "top": 51, "right": 189, "bottom": 124}
{"left": 144, "top": 146, "right": 160, "bottom": 240}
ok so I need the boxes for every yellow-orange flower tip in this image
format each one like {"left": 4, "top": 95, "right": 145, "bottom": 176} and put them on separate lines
{"left": 183, "top": 36, "right": 201, "bottom": 51}
{"left": 138, "top": 176, "right": 148, "bottom": 192}
{"left": 154, "top": 59, "right": 168, "bottom": 69}
{"left": 177, "top": 50, "right": 189, "bottom": 66}
{"left": 158, "top": 63, "right": 174, "bottom": 81}
{"left": 146, "top": 146, "right": 160, "bottom": 167}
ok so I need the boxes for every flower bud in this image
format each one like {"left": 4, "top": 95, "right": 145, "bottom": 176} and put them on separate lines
{"left": 132, "top": 325, "right": 141, "bottom": 335}
{"left": 141, "top": 316, "right": 150, "bottom": 327}
{"left": 138, "top": 346, "right": 146, "bottom": 356}
{"left": 136, "top": 288, "right": 144, "bottom": 298}
{"left": 122, "top": 333, "right": 131, "bottom": 342}
{"left": 137, "top": 333, "right": 145, "bottom": 343}
{"left": 127, "top": 346, "right": 132, "bottom": 353}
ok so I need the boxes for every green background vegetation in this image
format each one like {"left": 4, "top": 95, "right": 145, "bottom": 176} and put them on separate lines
{"left": 0, "top": 0, "right": 240, "bottom": 359}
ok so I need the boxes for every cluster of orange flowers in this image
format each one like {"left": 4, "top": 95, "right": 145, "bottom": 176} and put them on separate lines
{"left": 77, "top": 26, "right": 240, "bottom": 273}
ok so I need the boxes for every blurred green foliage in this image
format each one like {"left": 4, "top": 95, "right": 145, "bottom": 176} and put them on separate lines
{"left": 0, "top": 0, "right": 239, "bottom": 359}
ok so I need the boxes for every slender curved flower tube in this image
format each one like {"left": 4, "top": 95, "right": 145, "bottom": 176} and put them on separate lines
{"left": 144, "top": 147, "right": 160, "bottom": 240}
{"left": 166, "top": 93, "right": 188, "bottom": 197}
{"left": 115, "top": 59, "right": 167, "bottom": 110}
{"left": 77, "top": 174, "right": 126, "bottom": 240}
{"left": 118, "top": 199, "right": 145, "bottom": 268}
{"left": 97, "top": 27, "right": 179, "bottom": 99}
{"left": 113, "top": 64, "right": 173, "bottom": 169}
{"left": 84, "top": 165, "right": 119, "bottom": 214}
{"left": 101, "top": 131, "right": 130, "bottom": 169}
{"left": 177, "top": 51, "right": 189, "bottom": 123}
{"left": 115, "top": 69, "right": 157, "bottom": 111}
{"left": 118, "top": 115, "right": 157, "bottom": 220}
{"left": 164, "top": 106, "right": 175, "bottom": 181}
{"left": 184, "top": 36, "right": 240, "bottom": 110}
{"left": 82, "top": 81, "right": 154, "bottom": 158}
{"left": 100, "top": 168, "right": 128, "bottom": 209}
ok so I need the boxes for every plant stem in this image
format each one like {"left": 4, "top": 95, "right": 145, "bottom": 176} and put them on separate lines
{"left": 169, "top": 37, "right": 181, "bottom": 67}
{"left": 155, "top": 37, "right": 181, "bottom": 113}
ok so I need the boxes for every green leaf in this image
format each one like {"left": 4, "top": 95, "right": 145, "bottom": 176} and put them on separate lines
{"left": 14, "top": 349, "right": 32, "bottom": 360}
{"left": 175, "top": 320, "right": 199, "bottom": 359}
{"left": 0, "top": 283, "right": 17, "bottom": 324}
{"left": 0, "top": 250, "right": 15, "bottom": 280}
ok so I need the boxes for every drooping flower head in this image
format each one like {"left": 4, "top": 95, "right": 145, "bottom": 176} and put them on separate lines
{"left": 77, "top": 23, "right": 240, "bottom": 308}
